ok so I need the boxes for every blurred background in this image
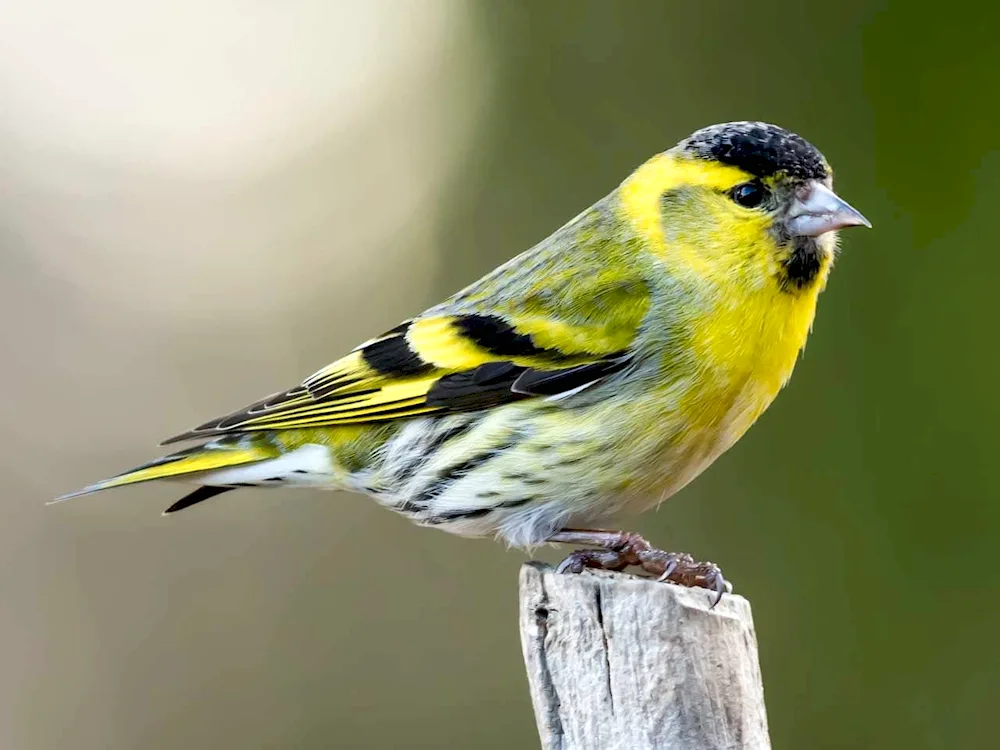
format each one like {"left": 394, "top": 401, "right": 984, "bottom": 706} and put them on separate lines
{"left": 2, "top": 1, "right": 997, "bottom": 747}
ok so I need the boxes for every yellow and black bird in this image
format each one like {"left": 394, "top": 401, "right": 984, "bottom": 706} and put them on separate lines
{"left": 57, "top": 122, "right": 869, "bottom": 599}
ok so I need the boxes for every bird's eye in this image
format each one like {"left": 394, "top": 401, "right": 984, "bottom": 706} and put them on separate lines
{"left": 730, "top": 182, "right": 768, "bottom": 208}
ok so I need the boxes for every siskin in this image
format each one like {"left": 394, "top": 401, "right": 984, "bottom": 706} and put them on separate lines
{"left": 56, "top": 122, "right": 869, "bottom": 600}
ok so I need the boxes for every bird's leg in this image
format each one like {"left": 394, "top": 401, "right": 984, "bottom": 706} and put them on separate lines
{"left": 548, "top": 528, "right": 731, "bottom": 606}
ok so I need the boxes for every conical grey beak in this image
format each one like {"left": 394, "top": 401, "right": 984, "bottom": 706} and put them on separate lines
{"left": 787, "top": 181, "right": 871, "bottom": 237}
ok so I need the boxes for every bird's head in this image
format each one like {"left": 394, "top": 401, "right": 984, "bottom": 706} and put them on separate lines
{"left": 621, "top": 121, "right": 870, "bottom": 292}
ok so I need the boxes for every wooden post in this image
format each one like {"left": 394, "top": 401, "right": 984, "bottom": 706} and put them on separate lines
{"left": 518, "top": 562, "right": 771, "bottom": 750}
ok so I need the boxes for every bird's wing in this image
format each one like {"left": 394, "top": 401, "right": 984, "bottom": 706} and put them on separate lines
{"left": 162, "top": 275, "right": 649, "bottom": 443}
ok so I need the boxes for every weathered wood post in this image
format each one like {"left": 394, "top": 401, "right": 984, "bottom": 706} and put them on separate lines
{"left": 519, "top": 562, "right": 770, "bottom": 750}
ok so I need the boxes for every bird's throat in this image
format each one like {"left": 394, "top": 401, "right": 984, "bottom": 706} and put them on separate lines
{"left": 780, "top": 237, "right": 829, "bottom": 291}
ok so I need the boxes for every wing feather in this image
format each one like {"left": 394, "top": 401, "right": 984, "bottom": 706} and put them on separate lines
{"left": 163, "top": 296, "right": 645, "bottom": 444}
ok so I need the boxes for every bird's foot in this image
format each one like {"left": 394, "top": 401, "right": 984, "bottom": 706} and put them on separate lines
{"left": 549, "top": 529, "right": 731, "bottom": 607}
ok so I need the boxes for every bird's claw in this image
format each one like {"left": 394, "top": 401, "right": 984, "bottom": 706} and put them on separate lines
{"left": 655, "top": 557, "right": 678, "bottom": 583}
{"left": 553, "top": 530, "right": 731, "bottom": 606}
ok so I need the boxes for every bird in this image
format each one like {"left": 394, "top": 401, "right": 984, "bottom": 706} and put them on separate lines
{"left": 55, "top": 121, "right": 869, "bottom": 601}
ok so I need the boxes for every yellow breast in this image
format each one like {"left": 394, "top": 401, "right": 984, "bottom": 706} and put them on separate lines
{"left": 619, "top": 281, "right": 825, "bottom": 510}
{"left": 688, "top": 280, "right": 823, "bottom": 446}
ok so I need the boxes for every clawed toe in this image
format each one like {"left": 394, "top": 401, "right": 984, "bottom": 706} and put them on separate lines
{"left": 634, "top": 548, "right": 730, "bottom": 605}
{"left": 556, "top": 548, "right": 629, "bottom": 575}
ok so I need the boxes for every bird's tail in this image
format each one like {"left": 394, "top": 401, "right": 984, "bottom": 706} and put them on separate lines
{"left": 51, "top": 441, "right": 273, "bottom": 508}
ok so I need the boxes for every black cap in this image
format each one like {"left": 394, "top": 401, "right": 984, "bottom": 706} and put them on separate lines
{"left": 679, "top": 122, "right": 829, "bottom": 180}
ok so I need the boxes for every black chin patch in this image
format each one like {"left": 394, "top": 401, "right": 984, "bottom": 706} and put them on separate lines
{"left": 781, "top": 237, "right": 823, "bottom": 290}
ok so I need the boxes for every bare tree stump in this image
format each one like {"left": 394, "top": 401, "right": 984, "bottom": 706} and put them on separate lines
{"left": 519, "top": 562, "right": 770, "bottom": 750}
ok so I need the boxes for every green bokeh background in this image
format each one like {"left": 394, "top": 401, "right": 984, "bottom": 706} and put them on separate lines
{"left": 3, "top": 2, "right": 998, "bottom": 748}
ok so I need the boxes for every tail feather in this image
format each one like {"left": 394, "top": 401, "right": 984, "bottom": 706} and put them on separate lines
{"left": 162, "top": 485, "right": 235, "bottom": 515}
{"left": 50, "top": 442, "right": 272, "bottom": 504}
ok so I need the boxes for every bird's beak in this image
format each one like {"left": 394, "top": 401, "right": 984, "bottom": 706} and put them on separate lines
{"left": 786, "top": 181, "right": 871, "bottom": 237}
